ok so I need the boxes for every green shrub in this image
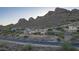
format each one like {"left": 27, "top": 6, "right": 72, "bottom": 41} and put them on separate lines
{"left": 47, "top": 29, "right": 53, "bottom": 31}
{"left": 27, "top": 45, "right": 32, "bottom": 51}
{"left": 21, "top": 45, "right": 32, "bottom": 51}
{"left": 32, "top": 32, "right": 41, "bottom": 35}
{"left": 0, "top": 43, "right": 6, "bottom": 47}
{"left": 46, "top": 31, "right": 55, "bottom": 35}
{"left": 57, "top": 38, "right": 61, "bottom": 42}
{"left": 24, "top": 36, "right": 29, "bottom": 38}
{"left": 56, "top": 27, "right": 64, "bottom": 31}
{"left": 62, "top": 41, "right": 77, "bottom": 51}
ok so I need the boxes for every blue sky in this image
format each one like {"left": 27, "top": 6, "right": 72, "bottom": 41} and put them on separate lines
{"left": 0, "top": 7, "right": 79, "bottom": 25}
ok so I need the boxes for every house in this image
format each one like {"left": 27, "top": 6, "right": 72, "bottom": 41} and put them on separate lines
{"left": 23, "top": 28, "right": 48, "bottom": 35}
{"left": 29, "top": 29, "right": 48, "bottom": 35}
{"left": 23, "top": 28, "right": 32, "bottom": 35}
{"left": 64, "top": 25, "right": 78, "bottom": 32}
{"left": 34, "top": 29, "right": 47, "bottom": 34}
{"left": 60, "top": 21, "right": 79, "bottom": 32}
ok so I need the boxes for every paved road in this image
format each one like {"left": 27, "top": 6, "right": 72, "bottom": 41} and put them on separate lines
{"left": 1, "top": 38, "right": 62, "bottom": 46}
{"left": 0, "top": 36, "right": 79, "bottom": 47}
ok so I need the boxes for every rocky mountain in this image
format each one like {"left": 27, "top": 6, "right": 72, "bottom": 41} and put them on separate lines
{"left": 13, "top": 7, "right": 79, "bottom": 29}
{"left": 14, "top": 18, "right": 29, "bottom": 29}
{"left": 0, "top": 25, "right": 4, "bottom": 31}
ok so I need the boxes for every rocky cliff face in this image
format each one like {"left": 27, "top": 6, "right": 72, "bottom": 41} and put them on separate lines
{"left": 14, "top": 18, "right": 29, "bottom": 29}
{"left": 13, "top": 7, "right": 79, "bottom": 29}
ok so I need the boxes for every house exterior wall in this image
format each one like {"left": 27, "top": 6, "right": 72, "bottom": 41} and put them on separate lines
{"left": 64, "top": 26, "right": 78, "bottom": 32}
{"left": 23, "top": 28, "right": 48, "bottom": 35}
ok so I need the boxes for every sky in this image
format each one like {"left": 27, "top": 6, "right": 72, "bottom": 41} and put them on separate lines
{"left": 0, "top": 7, "right": 79, "bottom": 25}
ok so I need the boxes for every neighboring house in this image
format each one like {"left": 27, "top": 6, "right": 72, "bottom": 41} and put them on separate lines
{"left": 64, "top": 25, "right": 78, "bottom": 32}
{"left": 68, "top": 26, "right": 78, "bottom": 32}
{"left": 23, "top": 28, "right": 48, "bottom": 35}
{"left": 60, "top": 21, "right": 79, "bottom": 32}
{"left": 34, "top": 29, "right": 47, "bottom": 34}
{"left": 24, "top": 28, "right": 32, "bottom": 35}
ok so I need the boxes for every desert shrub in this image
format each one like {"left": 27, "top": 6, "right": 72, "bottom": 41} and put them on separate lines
{"left": 56, "top": 27, "right": 64, "bottom": 31}
{"left": 46, "top": 29, "right": 55, "bottom": 35}
{"left": 32, "top": 32, "right": 41, "bottom": 35}
{"left": 21, "top": 45, "right": 32, "bottom": 51}
{"left": 23, "top": 36, "right": 29, "bottom": 38}
{"left": 27, "top": 45, "right": 32, "bottom": 51}
{"left": 46, "top": 31, "right": 55, "bottom": 35}
{"left": 62, "top": 41, "right": 77, "bottom": 51}
{"left": 0, "top": 43, "right": 6, "bottom": 47}
{"left": 57, "top": 38, "right": 61, "bottom": 42}
{"left": 58, "top": 33, "right": 64, "bottom": 39}
{"left": 47, "top": 29, "right": 53, "bottom": 31}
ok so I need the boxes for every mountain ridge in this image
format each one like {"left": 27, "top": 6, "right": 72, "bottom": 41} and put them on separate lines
{"left": 2, "top": 7, "right": 79, "bottom": 29}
